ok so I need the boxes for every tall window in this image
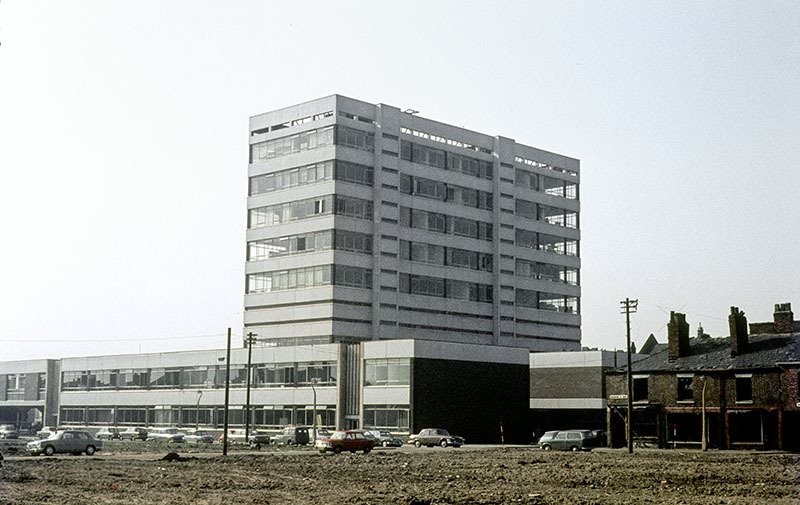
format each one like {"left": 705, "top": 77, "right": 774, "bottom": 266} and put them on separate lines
{"left": 633, "top": 376, "right": 649, "bottom": 402}
{"left": 677, "top": 375, "right": 694, "bottom": 402}
{"left": 735, "top": 374, "right": 753, "bottom": 403}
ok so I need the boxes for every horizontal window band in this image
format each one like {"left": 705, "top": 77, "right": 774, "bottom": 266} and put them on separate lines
{"left": 246, "top": 299, "right": 371, "bottom": 310}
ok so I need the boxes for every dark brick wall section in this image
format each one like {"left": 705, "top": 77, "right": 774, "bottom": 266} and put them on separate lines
{"left": 606, "top": 371, "right": 782, "bottom": 408}
{"left": 530, "top": 367, "right": 603, "bottom": 399}
{"left": 412, "top": 357, "right": 529, "bottom": 443}
{"left": 781, "top": 367, "right": 800, "bottom": 410}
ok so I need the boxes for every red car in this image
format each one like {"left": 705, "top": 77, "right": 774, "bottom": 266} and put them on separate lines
{"left": 315, "top": 430, "right": 374, "bottom": 454}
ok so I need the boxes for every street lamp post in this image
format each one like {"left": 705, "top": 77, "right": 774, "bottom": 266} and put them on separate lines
{"left": 701, "top": 376, "right": 708, "bottom": 451}
{"left": 195, "top": 391, "right": 203, "bottom": 431}
{"left": 310, "top": 378, "right": 319, "bottom": 441}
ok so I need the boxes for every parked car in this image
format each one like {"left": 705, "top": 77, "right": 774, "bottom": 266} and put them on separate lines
{"left": 36, "top": 427, "right": 60, "bottom": 439}
{"left": 271, "top": 426, "right": 310, "bottom": 446}
{"left": 312, "top": 428, "right": 332, "bottom": 441}
{"left": 408, "top": 428, "right": 464, "bottom": 448}
{"left": 119, "top": 427, "right": 148, "bottom": 441}
{"left": 146, "top": 427, "right": 185, "bottom": 443}
{"left": 315, "top": 430, "right": 374, "bottom": 454}
{"left": 219, "top": 429, "right": 271, "bottom": 448}
{"left": 95, "top": 427, "right": 121, "bottom": 440}
{"left": 536, "top": 429, "right": 597, "bottom": 452}
{"left": 0, "top": 425, "right": 20, "bottom": 439}
{"left": 365, "top": 430, "right": 404, "bottom": 447}
{"left": 183, "top": 430, "right": 215, "bottom": 444}
{"left": 27, "top": 430, "right": 103, "bottom": 456}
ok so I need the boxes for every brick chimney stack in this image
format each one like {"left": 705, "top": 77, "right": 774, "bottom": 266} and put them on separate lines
{"left": 667, "top": 311, "right": 690, "bottom": 361}
{"left": 773, "top": 303, "right": 794, "bottom": 333}
{"left": 729, "top": 306, "right": 749, "bottom": 356}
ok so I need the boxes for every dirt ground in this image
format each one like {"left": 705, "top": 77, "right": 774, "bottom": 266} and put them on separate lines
{"left": 1, "top": 445, "right": 798, "bottom": 505}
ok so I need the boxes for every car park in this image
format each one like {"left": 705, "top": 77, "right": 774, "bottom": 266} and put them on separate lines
{"left": 0, "top": 425, "right": 19, "bottom": 439}
{"left": 271, "top": 426, "right": 310, "bottom": 446}
{"left": 408, "top": 428, "right": 464, "bottom": 448}
{"left": 146, "top": 427, "right": 185, "bottom": 443}
{"left": 27, "top": 430, "right": 103, "bottom": 456}
{"left": 365, "top": 430, "right": 404, "bottom": 447}
{"left": 95, "top": 427, "right": 121, "bottom": 440}
{"left": 536, "top": 429, "right": 598, "bottom": 451}
{"left": 315, "top": 430, "right": 374, "bottom": 454}
{"left": 119, "top": 427, "right": 148, "bottom": 441}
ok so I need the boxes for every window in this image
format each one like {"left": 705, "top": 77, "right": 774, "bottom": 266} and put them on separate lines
{"left": 5, "top": 373, "right": 26, "bottom": 400}
{"left": 247, "top": 230, "right": 334, "bottom": 261}
{"left": 334, "top": 230, "right": 373, "bottom": 254}
{"left": 364, "top": 359, "right": 410, "bottom": 386}
{"left": 363, "top": 405, "right": 410, "bottom": 431}
{"left": 335, "top": 125, "right": 374, "bottom": 152}
{"left": 335, "top": 160, "right": 374, "bottom": 186}
{"left": 250, "top": 126, "right": 334, "bottom": 162}
{"left": 677, "top": 376, "right": 694, "bottom": 402}
{"left": 633, "top": 376, "right": 649, "bottom": 402}
{"left": 62, "top": 371, "right": 88, "bottom": 391}
{"left": 249, "top": 160, "right": 334, "bottom": 195}
{"left": 735, "top": 375, "right": 753, "bottom": 403}
{"left": 333, "top": 265, "right": 373, "bottom": 289}
{"left": 246, "top": 265, "right": 333, "bottom": 294}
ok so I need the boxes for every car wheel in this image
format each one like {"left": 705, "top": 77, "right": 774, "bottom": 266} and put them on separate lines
{"left": 440, "top": 439, "right": 448, "bottom": 448}
{"left": 44, "top": 445, "right": 55, "bottom": 456}
{"left": 86, "top": 445, "right": 96, "bottom": 456}
{"left": 363, "top": 446, "right": 372, "bottom": 455}
{"left": 570, "top": 446, "right": 578, "bottom": 452}
{"left": 382, "top": 441, "right": 389, "bottom": 447}
{"left": 333, "top": 446, "right": 342, "bottom": 454}
{"left": 542, "top": 444, "right": 552, "bottom": 451}
{"left": 414, "top": 440, "right": 421, "bottom": 448}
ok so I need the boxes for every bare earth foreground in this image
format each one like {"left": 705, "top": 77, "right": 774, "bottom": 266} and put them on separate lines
{"left": 1, "top": 447, "right": 798, "bottom": 505}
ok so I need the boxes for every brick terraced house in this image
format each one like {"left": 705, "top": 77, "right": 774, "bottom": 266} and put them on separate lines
{"left": 606, "top": 303, "right": 800, "bottom": 451}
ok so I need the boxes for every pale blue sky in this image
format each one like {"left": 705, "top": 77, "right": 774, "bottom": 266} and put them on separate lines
{"left": 1, "top": 1, "right": 798, "bottom": 360}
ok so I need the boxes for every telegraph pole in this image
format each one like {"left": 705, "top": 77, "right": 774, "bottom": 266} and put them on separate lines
{"left": 620, "top": 298, "right": 638, "bottom": 454}
{"left": 222, "top": 328, "right": 231, "bottom": 456}
{"left": 244, "top": 331, "right": 257, "bottom": 444}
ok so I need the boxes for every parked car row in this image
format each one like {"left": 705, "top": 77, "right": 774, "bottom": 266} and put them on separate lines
{"left": 13, "top": 423, "right": 435, "bottom": 453}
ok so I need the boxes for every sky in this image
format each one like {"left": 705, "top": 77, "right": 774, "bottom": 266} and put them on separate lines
{"left": 1, "top": 1, "right": 798, "bottom": 361}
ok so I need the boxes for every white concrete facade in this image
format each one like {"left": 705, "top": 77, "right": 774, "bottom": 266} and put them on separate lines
{"left": 245, "top": 95, "right": 581, "bottom": 352}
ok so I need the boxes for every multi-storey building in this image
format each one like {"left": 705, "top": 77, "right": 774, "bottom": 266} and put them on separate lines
{"left": 245, "top": 95, "right": 581, "bottom": 351}
{"left": 0, "top": 96, "right": 585, "bottom": 443}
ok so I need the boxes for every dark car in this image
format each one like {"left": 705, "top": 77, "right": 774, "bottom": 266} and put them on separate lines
{"left": 271, "top": 426, "right": 310, "bottom": 446}
{"left": 119, "top": 427, "right": 148, "bottom": 441}
{"left": 183, "top": 430, "right": 215, "bottom": 444}
{"left": 315, "top": 430, "right": 374, "bottom": 454}
{"left": 95, "top": 427, "right": 121, "bottom": 440}
{"left": 408, "top": 428, "right": 464, "bottom": 448}
{"left": 537, "top": 429, "right": 596, "bottom": 451}
{"left": 27, "top": 430, "right": 103, "bottom": 456}
{"left": 365, "top": 430, "right": 404, "bottom": 447}
{"left": 0, "top": 425, "right": 20, "bottom": 439}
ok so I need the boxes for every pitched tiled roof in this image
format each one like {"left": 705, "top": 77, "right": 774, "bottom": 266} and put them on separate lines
{"left": 615, "top": 333, "right": 800, "bottom": 373}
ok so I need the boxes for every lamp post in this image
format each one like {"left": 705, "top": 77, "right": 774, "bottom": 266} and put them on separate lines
{"left": 310, "top": 378, "right": 319, "bottom": 441}
{"left": 700, "top": 376, "right": 708, "bottom": 452}
{"left": 195, "top": 391, "right": 203, "bottom": 431}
